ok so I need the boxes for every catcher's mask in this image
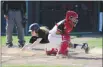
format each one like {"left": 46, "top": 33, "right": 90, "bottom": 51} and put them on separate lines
{"left": 65, "top": 11, "right": 78, "bottom": 27}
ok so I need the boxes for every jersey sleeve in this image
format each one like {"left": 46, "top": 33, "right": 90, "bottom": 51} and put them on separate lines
{"left": 57, "top": 21, "right": 65, "bottom": 34}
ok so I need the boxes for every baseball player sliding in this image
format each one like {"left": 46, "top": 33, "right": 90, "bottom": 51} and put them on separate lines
{"left": 27, "top": 10, "right": 89, "bottom": 58}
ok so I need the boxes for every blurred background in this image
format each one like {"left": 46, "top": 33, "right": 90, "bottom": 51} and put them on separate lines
{"left": 1, "top": 1, "right": 103, "bottom": 36}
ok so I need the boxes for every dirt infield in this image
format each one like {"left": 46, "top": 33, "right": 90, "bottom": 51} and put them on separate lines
{"left": 1, "top": 35, "right": 102, "bottom": 67}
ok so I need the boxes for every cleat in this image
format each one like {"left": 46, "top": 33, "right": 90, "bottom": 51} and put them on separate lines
{"left": 74, "top": 44, "right": 78, "bottom": 48}
{"left": 46, "top": 48, "right": 58, "bottom": 56}
{"left": 6, "top": 42, "right": 13, "bottom": 48}
{"left": 81, "top": 43, "right": 89, "bottom": 54}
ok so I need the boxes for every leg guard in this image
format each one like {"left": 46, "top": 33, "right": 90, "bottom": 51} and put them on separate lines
{"left": 58, "top": 34, "right": 70, "bottom": 56}
{"left": 59, "top": 41, "right": 69, "bottom": 56}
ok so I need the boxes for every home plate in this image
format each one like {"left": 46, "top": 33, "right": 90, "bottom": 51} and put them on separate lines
{"left": 4, "top": 48, "right": 20, "bottom": 54}
{"left": 19, "top": 50, "right": 36, "bottom": 56}
{"left": 4, "top": 48, "right": 36, "bottom": 56}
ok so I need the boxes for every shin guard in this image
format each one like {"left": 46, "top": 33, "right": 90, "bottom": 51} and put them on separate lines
{"left": 59, "top": 41, "right": 69, "bottom": 56}
{"left": 58, "top": 34, "right": 70, "bottom": 56}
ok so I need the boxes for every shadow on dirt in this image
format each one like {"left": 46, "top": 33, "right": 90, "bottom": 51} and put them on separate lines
{"left": 70, "top": 56, "right": 102, "bottom": 60}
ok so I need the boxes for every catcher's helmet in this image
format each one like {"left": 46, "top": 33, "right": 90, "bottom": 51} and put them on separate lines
{"left": 65, "top": 10, "right": 78, "bottom": 27}
{"left": 66, "top": 11, "right": 78, "bottom": 20}
{"left": 29, "top": 23, "right": 40, "bottom": 32}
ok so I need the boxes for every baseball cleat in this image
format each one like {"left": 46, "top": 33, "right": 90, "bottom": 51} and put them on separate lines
{"left": 46, "top": 48, "right": 58, "bottom": 56}
{"left": 81, "top": 43, "right": 89, "bottom": 54}
{"left": 6, "top": 42, "right": 13, "bottom": 48}
{"left": 74, "top": 44, "right": 78, "bottom": 48}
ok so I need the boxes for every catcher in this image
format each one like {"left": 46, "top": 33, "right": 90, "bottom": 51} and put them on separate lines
{"left": 48, "top": 10, "right": 89, "bottom": 58}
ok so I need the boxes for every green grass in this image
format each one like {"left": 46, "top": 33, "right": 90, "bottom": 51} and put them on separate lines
{"left": 1, "top": 36, "right": 31, "bottom": 46}
{"left": 1, "top": 36, "right": 102, "bottom": 48}
{"left": 2, "top": 65, "right": 81, "bottom": 67}
{"left": 0, "top": 36, "right": 76, "bottom": 46}
{"left": 87, "top": 38, "right": 102, "bottom": 48}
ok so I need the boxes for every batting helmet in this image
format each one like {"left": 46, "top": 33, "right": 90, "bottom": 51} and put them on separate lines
{"left": 29, "top": 23, "right": 40, "bottom": 32}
